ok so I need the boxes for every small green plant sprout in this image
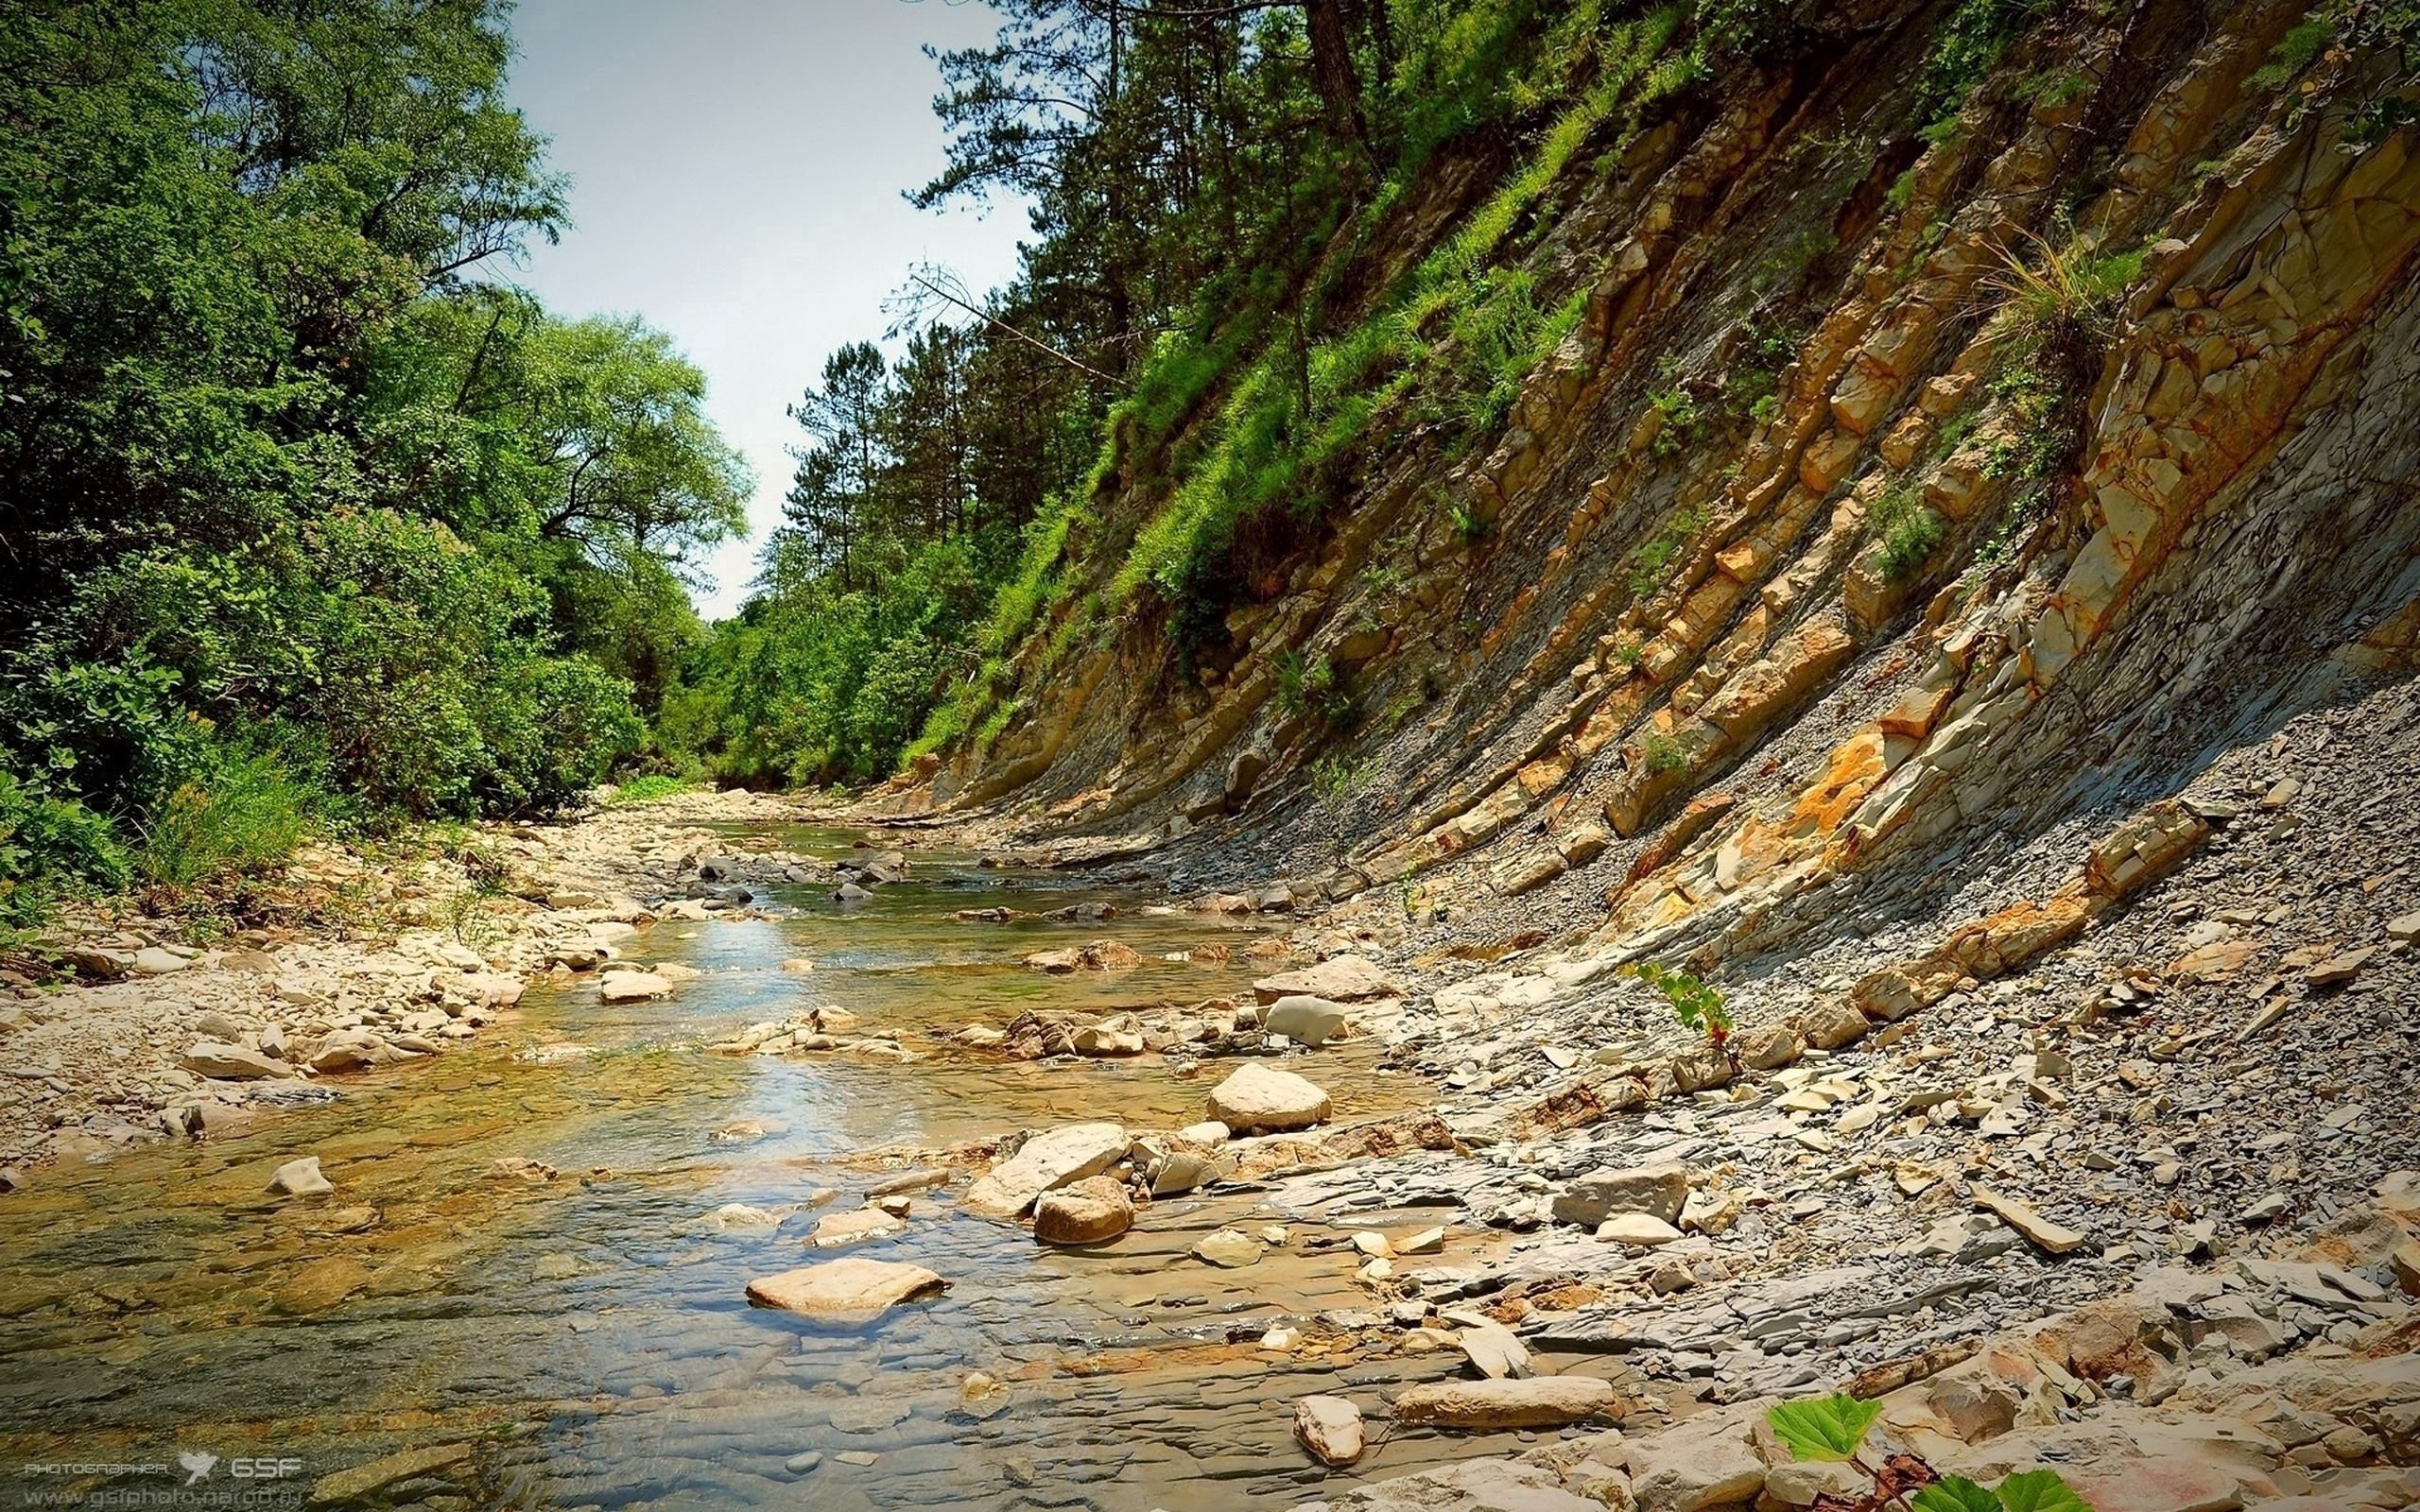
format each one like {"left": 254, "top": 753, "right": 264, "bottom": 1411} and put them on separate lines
{"left": 1626, "top": 960, "right": 1734, "bottom": 1048}
{"left": 1764, "top": 1393, "right": 1885, "bottom": 1462}
{"left": 1913, "top": 1470, "right": 2090, "bottom": 1512}
{"left": 1449, "top": 494, "right": 1493, "bottom": 545}
{"left": 1638, "top": 730, "right": 1691, "bottom": 776}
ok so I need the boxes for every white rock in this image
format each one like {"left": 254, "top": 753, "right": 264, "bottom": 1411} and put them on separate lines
{"left": 1295, "top": 1395, "right": 1365, "bottom": 1466}
{"left": 1596, "top": 1213, "right": 1685, "bottom": 1247}
{"left": 268, "top": 1157, "right": 334, "bottom": 1196}
{"left": 1263, "top": 995, "right": 1350, "bottom": 1046}
{"left": 960, "top": 1123, "right": 1130, "bottom": 1217}
{"left": 1206, "top": 1063, "right": 1331, "bottom": 1133}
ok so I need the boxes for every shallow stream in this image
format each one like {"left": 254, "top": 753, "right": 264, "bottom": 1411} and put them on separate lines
{"left": 0, "top": 827, "right": 1530, "bottom": 1510}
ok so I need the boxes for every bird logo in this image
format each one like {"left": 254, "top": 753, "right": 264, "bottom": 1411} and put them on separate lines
{"left": 177, "top": 1452, "right": 218, "bottom": 1486}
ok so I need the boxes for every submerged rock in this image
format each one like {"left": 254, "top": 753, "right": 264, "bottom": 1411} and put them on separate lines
{"left": 745, "top": 1257, "right": 946, "bottom": 1322}
{"left": 597, "top": 971, "right": 673, "bottom": 1003}
{"left": 811, "top": 1208, "right": 906, "bottom": 1248}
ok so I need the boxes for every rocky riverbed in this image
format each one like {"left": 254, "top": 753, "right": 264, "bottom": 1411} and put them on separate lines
{"left": 4, "top": 679, "right": 2419, "bottom": 1511}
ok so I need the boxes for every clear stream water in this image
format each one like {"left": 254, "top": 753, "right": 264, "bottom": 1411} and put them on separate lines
{"left": 0, "top": 826, "right": 1524, "bottom": 1511}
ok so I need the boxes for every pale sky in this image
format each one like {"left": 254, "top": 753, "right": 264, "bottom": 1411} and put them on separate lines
{"left": 507, "top": 0, "right": 1030, "bottom": 617}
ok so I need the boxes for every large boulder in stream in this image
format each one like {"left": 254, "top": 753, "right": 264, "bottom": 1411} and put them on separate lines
{"left": 745, "top": 1257, "right": 946, "bottom": 1322}
{"left": 1207, "top": 1063, "right": 1331, "bottom": 1134}
{"left": 961, "top": 1122, "right": 1130, "bottom": 1217}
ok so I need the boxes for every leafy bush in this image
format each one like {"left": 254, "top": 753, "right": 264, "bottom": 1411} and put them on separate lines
{"left": 133, "top": 750, "right": 311, "bottom": 892}
{"left": 1277, "top": 650, "right": 1356, "bottom": 728}
{"left": 0, "top": 772, "right": 130, "bottom": 923}
{"left": 1871, "top": 486, "right": 1949, "bottom": 581}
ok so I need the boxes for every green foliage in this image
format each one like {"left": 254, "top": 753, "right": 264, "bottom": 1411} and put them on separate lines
{"left": 1278, "top": 650, "right": 1357, "bottom": 729}
{"left": 1992, "top": 1471, "right": 2090, "bottom": 1512}
{"left": 608, "top": 775, "right": 691, "bottom": 806}
{"left": 1626, "top": 506, "right": 1705, "bottom": 596}
{"left": 1871, "top": 485, "right": 1949, "bottom": 581}
{"left": 1912, "top": 1478, "right": 2006, "bottom": 1512}
{"left": 1106, "top": 5, "right": 1694, "bottom": 634}
{"left": 0, "top": 1, "right": 731, "bottom": 909}
{"left": 1914, "top": 1471, "right": 2089, "bottom": 1512}
{"left": 672, "top": 535, "right": 999, "bottom": 786}
{"left": 1312, "top": 749, "right": 1378, "bottom": 803}
{"left": 0, "top": 773, "right": 130, "bottom": 924}
{"left": 1916, "top": 0, "right": 2050, "bottom": 126}
{"left": 2013, "top": 68, "right": 2089, "bottom": 108}
{"left": 133, "top": 752, "right": 310, "bottom": 893}
{"left": 1627, "top": 960, "right": 1734, "bottom": 1046}
{"left": 2252, "top": 18, "right": 2334, "bottom": 89}
{"left": 1762, "top": 1394, "right": 1884, "bottom": 1462}
{"left": 1638, "top": 731, "right": 1692, "bottom": 776}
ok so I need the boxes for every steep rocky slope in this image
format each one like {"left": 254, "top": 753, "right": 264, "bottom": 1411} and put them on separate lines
{"left": 888, "top": 0, "right": 2420, "bottom": 996}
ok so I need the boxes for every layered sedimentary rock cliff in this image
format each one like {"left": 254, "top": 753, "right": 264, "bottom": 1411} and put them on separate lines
{"left": 894, "top": 0, "right": 2420, "bottom": 985}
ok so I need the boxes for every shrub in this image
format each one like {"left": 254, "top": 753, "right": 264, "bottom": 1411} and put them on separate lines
{"left": 134, "top": 750, "right": 311, "bottom": 892}
{"left": 0, "top": 772, "right": 130, "bottom": 923}
{"left": 1638, "top": 730, "right": 1692, "bottom": 776}
{"left": 1871, "top": 486, "right": 1949, "bottom": 580}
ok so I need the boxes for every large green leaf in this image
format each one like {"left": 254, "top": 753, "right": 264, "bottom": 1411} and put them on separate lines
{"left": 1763, "top": 1395, "right": 1885, "bottom": 1462}
{"left": 1910, "top": 1476, "right": 2001, "bottom": 1512}
{"left": 1995, "top": 1470, "right": 2091, "bottom": 1512}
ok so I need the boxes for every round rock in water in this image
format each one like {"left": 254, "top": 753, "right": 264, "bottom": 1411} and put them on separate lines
{"left": 1033, "top": 1176, "right": 1133, "bottom": 1246}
